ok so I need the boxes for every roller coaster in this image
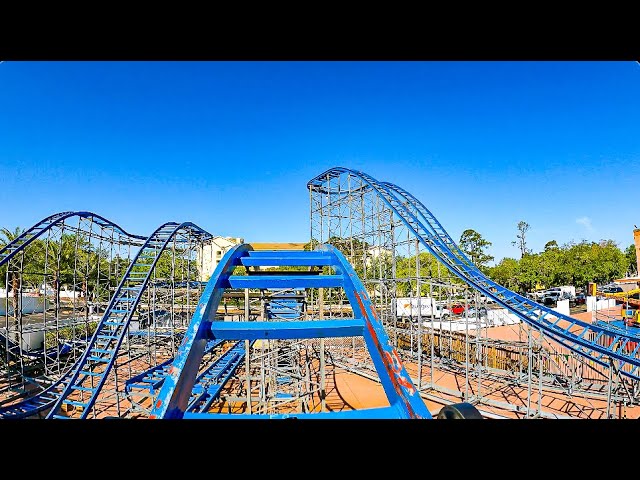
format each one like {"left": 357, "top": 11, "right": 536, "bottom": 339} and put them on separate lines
{"left": 1, "top": 167, "right": 638, "bottom": 419}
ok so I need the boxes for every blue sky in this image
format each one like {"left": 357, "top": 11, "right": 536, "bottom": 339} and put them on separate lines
{"left": 1, "top": 61, "right": 638, "bottom": 264}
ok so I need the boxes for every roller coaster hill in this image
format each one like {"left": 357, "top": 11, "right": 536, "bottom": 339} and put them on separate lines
{"left": 1, "top": 167, "right": 639, "bottom": 419}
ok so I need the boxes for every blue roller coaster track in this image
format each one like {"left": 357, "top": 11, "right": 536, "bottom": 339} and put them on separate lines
{"left": 3, "top": 167, "right": 635, "bottom": 419}
{"left": 0, "top": 216, "right": 212, "bottom": 419}
{"left": 44, "top": 221, "right": 212, "bottom": 419}
{"left": 185, "top": 339, "right": 251, "bottom": 414}
{"left": 0, "top": 211, "right": 149, "bottom": 418}
{"left": 307, "top": 167, "right": 640, "bottom": 381}
{"left": 0, "top": 211, "right": 147, "bottom": 266}
{"left": 149, "top": 243, "right": 432, "bottom": 419}
{"left": 125, "top": 339, "right": 225, "bottom": 396}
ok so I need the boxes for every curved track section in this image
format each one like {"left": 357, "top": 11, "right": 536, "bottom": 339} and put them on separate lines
{"left": 44, "top": 221, "right": 212, "bottom": 419}
{"left": 0, "top": 211, "right": 146, "bottom": 266}
{"left": 149, "top": 244, "right": 431, "bottom": 419}
{"left": 308, "top": 167, "right": 640, "bottom": 381}
{"left": 125, "top": 339, "right": 224, "bottom": 396}
{"left": 380, "top": 181, "right": 475, "bottom": 269}
{"left": 0, "top": 221, "right": 212, "bottom": 419}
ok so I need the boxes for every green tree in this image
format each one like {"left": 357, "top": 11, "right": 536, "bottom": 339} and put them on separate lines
{"left": 515, "top": 253, "right": 543, "bottom": 292}
{"left": 539, "top": 247, "right": 564, "bottom": 287}
{"left": 44, "top": 233, "right": 91, "bottom": 314}
{"left": 487, "top": 257, "right": 519, "bottom": 291}
{"left": 590, "top": 240, "right": 628, "bottom": 284}
{"left": 394, "top": 252, "right": 444, "bottom": 297}
{"left": 0, "top": 227, "right": 25, "bottom": 311}
{"left": 459, "top": 229, "right": 494, "bottom": 271}
{"left": 544, "top": 240, "right": 559, "bottom": 251}
{"left": 511, "top": 221, "right": 531, "bottom": 258}
{"left": 625, "top": 244, "right": 637, "bottom": 276}
{"left": 153, "top": 249, "right": 199, "bottom": 282}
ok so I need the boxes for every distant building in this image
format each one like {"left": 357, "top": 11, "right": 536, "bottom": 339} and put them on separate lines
{"left": 635, "top": 227, "right": 640, "bottom": 276}
{"left": 197, "top": 237, "right": 244, "bottom": 281}
{"left": 365, "top": 246, "right": 392, "bottom": 266}
{"left": 367, "top": 246, "right": 392, "bottom": 257}
{"left": 613, "top": 228, "right": 640, "bottom": 285}
{"left": 250, "top": 242, "right": 306, "bottom": 251}
{"left": 248, "top": 243, "right": 307, "bottom": 270}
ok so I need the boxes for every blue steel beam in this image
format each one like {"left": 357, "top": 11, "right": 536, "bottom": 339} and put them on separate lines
{"left": 185, "top": 340, "right": 250, "bottom": 413}
{"left": 149, "top": 244, "right": 253, "bottom": 419}
{"left": 225, "top": 275, "right": 343, "bottom": 289}
{"left": 321, "top": 244, "right": 432, "bottom": 419}
{"left": 240, "top": 256, "right": 333, "bottom": 267}
{"left": 125, "top": 339, "right": 224, "bottom": 395}
{"left": 184, "top": 406, "right": 401, "bottom": 419}
{"left": 245, "top": 250, "right": 320, "bottom": 258}
{"left": 150, "top": 244, "right": 431, "bottom": 419}
{"left": 0, "top": 370, "right": 92, "bottom": 419}
{"left": 124, "top": 357, "right": 175, "bottom": 394}
{"left": 380, "top": 180, "right": 640, "bottom": 375}
{"left": 380, "top": 181, "right": 475, "bottom": 269}
{"left": 209, "top": 319, "right": 366, "bottom": 340}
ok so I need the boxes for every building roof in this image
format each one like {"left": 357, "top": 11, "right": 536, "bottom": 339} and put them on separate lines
{"left": 249, "top": 242, "right": 307, "bottom": 250}
{"left": 614, "top": 277, "right": 640, "bottom": 284}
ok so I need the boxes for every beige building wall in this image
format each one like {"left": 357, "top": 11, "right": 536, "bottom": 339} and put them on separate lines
{"left": 197, "top": 237, "right": 244, "bottom": 282}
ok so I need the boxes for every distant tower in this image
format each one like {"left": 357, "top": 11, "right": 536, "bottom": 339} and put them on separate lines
{"left": 634, "top": 227, "right": 640, "bottom": 278}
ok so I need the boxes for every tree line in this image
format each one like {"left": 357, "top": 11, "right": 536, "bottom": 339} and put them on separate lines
{"left": 4, "top": 219, "right": 637, "bottom": 308}
{"left": 461, "top": 220, "right": 637, "bottom": 293}
{"left": 487, "top": 239, "right": 637, "bottom": 292}
{"left": 0, "top": 227, "right": 199, "bottom": 313}
{"left": 310, "top": 220, "right": 638, "bottom": 296}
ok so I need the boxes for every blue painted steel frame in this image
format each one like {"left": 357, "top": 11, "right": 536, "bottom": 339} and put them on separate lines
{"left": 45, "top": 221, "right": 214, "bottom": 419}
{"left": 308, "top": 167, "right": 640, "bottom": 379}
{"left": 125, "top": 339, "right": 224, "bottom": 395}
{"left": 149, "top": 243, "right": 253, "bottom": 418}
{"left": 186, "top": 340, "right": 250, "bottom": 413}
{"left": 150, "top": 243, "right": 432, "bottom": 419}
{"left": 0, "top": 212, "right": 154, "bottom": 419}
{"left": 382, "top": 179, "right": 640, "bottom": 374}
{"left": 323, "top": 243, "right": 431, "bottom": 419}
{"left": 1, "top": 218, "right": 208, "bottom": 419}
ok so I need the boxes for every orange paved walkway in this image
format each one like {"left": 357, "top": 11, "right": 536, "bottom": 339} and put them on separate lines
{"left": 329, "top": 305, "right": 640, "bottom": 419}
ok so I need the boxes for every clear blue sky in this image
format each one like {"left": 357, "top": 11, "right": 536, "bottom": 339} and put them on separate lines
{"left": 1, "top": 61, "right": 638, "bottom": 265}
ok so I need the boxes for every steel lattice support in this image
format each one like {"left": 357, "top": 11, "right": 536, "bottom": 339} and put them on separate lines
{"left": 0, "top": 212, "right": 215, "bottom": 418}
{"left": 308, "top": 168, "right": 640, "bottom": 418}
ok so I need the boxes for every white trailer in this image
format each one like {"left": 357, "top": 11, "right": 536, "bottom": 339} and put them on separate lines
{"left": 393, "top": 297, "right": 451, "bottom": 319}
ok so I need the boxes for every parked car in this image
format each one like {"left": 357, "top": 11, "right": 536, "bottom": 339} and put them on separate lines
{"left": 574, "top": 293, "right": 586, "bottom": 305}
{"left": 542, "top": 291, "right": 562, "bottom": 306}
{"left": 466, "top": 306, "right": 488, "bottom": 318}
{"left": 450, "top": 304, "right": 466, "bottom": 315}
{"left": 601, "top": 285, "right": 623, "bottom": 294}
{"left": 542, "top": 291, "right": 573, "bottom": 306}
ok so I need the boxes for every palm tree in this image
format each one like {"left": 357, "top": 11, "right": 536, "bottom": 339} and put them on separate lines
{"left": 46, "top": 233, "right": 85, "bottom": 316}
{"left": 0, "top": 226, "right": 25, "bottom": 254}
{"left": 1, "top": 227, "right": 25, "bottom": 314}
